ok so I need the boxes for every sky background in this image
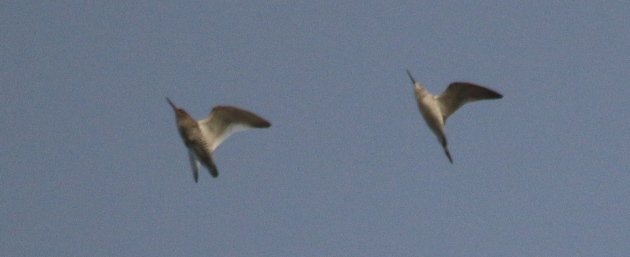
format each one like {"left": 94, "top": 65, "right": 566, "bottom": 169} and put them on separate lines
{"left": 2, "top": 1, "right": 629, "bottom": 256}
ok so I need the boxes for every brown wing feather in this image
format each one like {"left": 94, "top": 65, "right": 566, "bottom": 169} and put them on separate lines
{"left": 438, "top": 82, "right": 503, "bottom": 120}
{"left": 211, "top": 106, "right": 271, "bottom": 128}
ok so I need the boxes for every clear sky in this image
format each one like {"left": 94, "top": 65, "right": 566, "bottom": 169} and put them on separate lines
{"left": 2, "top": 1, "right": 629, "bottom": 256}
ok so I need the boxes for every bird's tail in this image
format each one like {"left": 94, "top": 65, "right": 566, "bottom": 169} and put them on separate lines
{"left": 444, "top": 148, "right": 453, "bottom": 164}
{"left": 439, "top": 135, "right": 454, "bottom": 164}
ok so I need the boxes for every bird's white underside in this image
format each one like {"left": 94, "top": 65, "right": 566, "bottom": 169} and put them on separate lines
{"left": 198, "top": 118, "right": 253, "bottom": 152}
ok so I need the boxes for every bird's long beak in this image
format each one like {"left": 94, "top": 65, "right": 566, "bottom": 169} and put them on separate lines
{"left": 166, "top": 97, "right": 177, "bottom": 111}
{"left": 406, "top": 69, "right": 417, "bottom": 85}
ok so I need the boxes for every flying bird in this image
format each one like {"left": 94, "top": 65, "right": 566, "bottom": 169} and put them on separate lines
{"left": 166, "top": 98, "right": 271, "bottom": 181}
{"left": 406, "top": 70, "right": 502, "bottom": 163}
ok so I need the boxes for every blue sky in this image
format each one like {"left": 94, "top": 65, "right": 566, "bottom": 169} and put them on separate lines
{"left": 2, "top": 1, "right": 629, "bottom": 256}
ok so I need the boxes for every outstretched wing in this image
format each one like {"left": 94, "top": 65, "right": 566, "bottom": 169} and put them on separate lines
{"left": 437, "top": 82, "right": 502, "bottom": 122}
{"left": 199, "top": 106, "right": 271, "bottom": 151}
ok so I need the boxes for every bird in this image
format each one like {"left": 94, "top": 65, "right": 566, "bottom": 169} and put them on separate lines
{"left": 405, "top": 70, "right": 502, "bottom": 163}
{"left": 166, "top": 97, "right": 271, "bottom": 182}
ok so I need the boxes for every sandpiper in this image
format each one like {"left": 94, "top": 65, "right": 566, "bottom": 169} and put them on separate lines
{"left": 406, "top": 70, "right": 502, "bottom": 163}
{"left": 166, "top": 98, "right": 271, "bottom": 181}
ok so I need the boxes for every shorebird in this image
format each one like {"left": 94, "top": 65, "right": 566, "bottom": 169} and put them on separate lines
{"left": 406, "top": 70, "right": 502, "bottom": 163}
{"left": 166, "top": 98, "right": 271, "bottom": 181}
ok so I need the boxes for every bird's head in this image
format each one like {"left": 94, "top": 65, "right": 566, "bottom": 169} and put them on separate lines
{"left": 166, "top": 97, "right": 189, "bottom": 117}
{"left": 406, "top": 69, "right": 428, "bottom": 93}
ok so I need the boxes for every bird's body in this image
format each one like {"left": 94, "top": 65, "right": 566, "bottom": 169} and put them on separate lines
{"left": 406, "top": 70, "right": 502, "bottom": 163}
{"left": 167, "top": 98, "right": 270, "bottom": 182}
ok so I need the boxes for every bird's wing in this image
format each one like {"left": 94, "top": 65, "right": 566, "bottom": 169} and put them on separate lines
{"left": 199, "top": 106, "right": 271, "bottom": 151}
{"left": 198, "top": 150, "right": 218, "bottom": 178}
{"left": 437, "top": 82, "right": 502, "bottom": 121}
{"left": 188, "top": 149, "right": 201, "bottom": 182}
{"left": 188, "top": 140, "right": 219, "bottom": 178}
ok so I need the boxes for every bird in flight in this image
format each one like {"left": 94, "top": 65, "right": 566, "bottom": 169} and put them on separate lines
{"left": 166, "top": 98, "right": 271, "bottom": 182}
{"left": 406, "top": 70, "right": 502, "bottom": 163}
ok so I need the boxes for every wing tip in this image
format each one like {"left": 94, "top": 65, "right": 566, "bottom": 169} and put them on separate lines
{"left": 449, "top": 82, "right": 503, "bottom": 99}
{"left": 255, "top": 119, "right": 271, "bottom": 128}
{"left": 489, "top": 90, "right": 503, "bottom": 99}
